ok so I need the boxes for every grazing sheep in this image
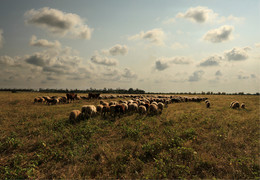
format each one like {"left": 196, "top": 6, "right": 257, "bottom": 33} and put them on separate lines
{"left": 231, "top": 101, "right": 240, "bottom": 109}
{"left": 127, "top": 100, "right": 134, "bottom": 104}
{"left": 81, "top": 105, "right": 97, "bottom": 119}
{"left": 96, "top": 104, "right": 103, "bottom": 114}
{"left": 114, "top": 104, "right": 126, "bottom": 118}
{"left": 151, "top": 101, "right": 158, "bottom": 106}
{"left": 240, "top": 103, "right": 245, "bottom": 109}
{"left": 34, "top": 97, "right": 44, "bottom": 103}
{"left": 157, "top": 102, "right": 164, "bottom": 113}
{"left": 109, "top": 105, "right": 116, "bottom": 117}
{"left": 102, "top": 105, "right": 110, "bottom": 117}
{"left": 206, "top": 101, "right": 210, "bottom": 108}
{"left": 149, "top": 104, "right": 158, "bottom": 115}
{"left": 121, "top": 103, "right": 128, "bottom": 113}
{"left": 230, "top": 101, "right": 236, "bottom": 108}
{"left": 138, "top": 105, "right": 147, "bottom": 114}
{"left": 128, "top": 103, "right": 138, "bottom": 113}
{"left": 109, "top": 101, "right": 117, "bottom": 106}
{"left": 205, "top": 100, "right": 209, "bottom": 104}
{"left": 69, "top": 110, "right": 82, "bottom": 123}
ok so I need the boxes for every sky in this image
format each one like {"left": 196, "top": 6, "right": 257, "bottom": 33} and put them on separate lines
{"left": 0, "top": 0, "right": 259, "bottom": 93}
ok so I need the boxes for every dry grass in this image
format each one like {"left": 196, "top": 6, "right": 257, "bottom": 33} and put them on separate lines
{"left": 0, "top": 92, "right": 259, "bottom": 179}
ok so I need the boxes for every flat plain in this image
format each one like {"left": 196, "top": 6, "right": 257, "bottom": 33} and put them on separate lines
{"left": 0, "top": 91, "right": 259, "bottom": 179}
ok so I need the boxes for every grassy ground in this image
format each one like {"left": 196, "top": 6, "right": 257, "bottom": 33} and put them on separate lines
{"left": 0, "top": 92, "right": 259, "bottom": 179}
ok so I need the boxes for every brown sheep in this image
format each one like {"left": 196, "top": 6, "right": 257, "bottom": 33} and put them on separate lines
{"left": 102, "top": 105, "right": 110, "bottom": 117}
{"left": 96, "top": 104, "right": 103, "bottom": 114}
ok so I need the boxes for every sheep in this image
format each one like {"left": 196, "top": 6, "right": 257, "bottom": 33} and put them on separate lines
{"left": 138, "top": 105, "right": 147, "bottom": 114}
{"left": 231, "top": 101, "right": 240, "bottom": 109}
{"left": 127, "top": 100, "right": 134, "bottom": 104}
{"left": 114, "top": 104, "right": 126, "bottom": 118}
{"left": 128, "top": 103, "right": 138, "bottom": 113}
{"left": 102, "top": 105, "right": 110, "bottom": 117}
{"left": 230, "top": 101, "right": 236, "bottom": 108}
{"left": 109, "top": 101, "right": 117, "bottom": 106}
{"left": 69, "top": 110, "right": 82, "bottom": 123}
{"left": 157, "top": 102, "right": 164, "bottom": 113}
{"left": 206, "top": 101, "right": 210, "bottom": 108}
{"left": 81, "top": 105, "right": 97, "bottom": 119}
{"left": 149, "top": 104, "right": 158, "bottom": 115}
{"left": 151, "top": 101, "right": 158, "bottom": 106}
{"left": 96, "top": 104, "right": 103, "bottom": 114}
{"left": 121, "top": 103, "right": 128, "bottom": 113}
{"left": 240, "top": 103, "right": 245, "bottom": 109}
{"left": 109, "top": 105, "right": 116, "bottom": 117}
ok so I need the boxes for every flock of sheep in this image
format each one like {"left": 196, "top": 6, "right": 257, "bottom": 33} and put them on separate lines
{"left": 230, "top": 101, "right": 245, "bottom": 109}
{"left": 33, "top": 94, "right": 246, "bottom": 123}
{"left": 68, "top": 95, "right": 209, "bottom": 123}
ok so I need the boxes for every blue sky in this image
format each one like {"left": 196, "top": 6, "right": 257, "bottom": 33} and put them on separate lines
{"left": 0, "top": 0, "right": 259, "bottom": 93}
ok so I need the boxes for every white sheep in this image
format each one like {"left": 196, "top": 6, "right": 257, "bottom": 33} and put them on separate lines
{"left": 206, "top": 101, "right": 210, "bottom": 108}
{"left": 81, "top": 105, "right": 97, "bottom": 119}
{"left": 69, "top": 110, "right": 82, "bottom": 123}
{"left": 128, "top": 103, "right": 138, "bottom": 113}
{"left": 157, "top": 102, "right": 164, "bottom": 113}
{"left": 138, "top": 105, "right": 147, "bottom": 114}
{"left": 149, "top": 104, "right": 158, "bottom": 115}
{"left": 240, "top": 103, "right": 245, "bottom": 109}
{"left": 231, "top": 101, "right": 240, "bottom": 109}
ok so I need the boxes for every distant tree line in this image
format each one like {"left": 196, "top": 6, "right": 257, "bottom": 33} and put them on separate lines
{"left": 0, "top": 88, "right": 145, "bottom": 94}
{"left": 0, "top": 88, "right": 259, "bottom": 95}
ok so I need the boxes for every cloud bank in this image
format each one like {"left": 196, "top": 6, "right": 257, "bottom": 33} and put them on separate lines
{"left": 30, "top": 35, "right": 61, "bottom": 48}
{"left": 103, "top": 44, "right": 128, "bottom": 56}
{"left": 0, "top": 29, "right": 3, "bottom": 48}
{"left": 155, "top": 56, "right": 192, "bottom": 71}
{"left": 25, "top": 7, "right": 93, "bottom": 39}
{"left": 224, "top": 47, "right": 250, "bottom": 61}
{"left": 203, "top": 25, "right": 234, "bottom": 43}
{"left": 129, "top": 28, "right": 165, "bottom": 46}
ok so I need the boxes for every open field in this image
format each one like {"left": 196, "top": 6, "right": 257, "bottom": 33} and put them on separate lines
{"left": 0, "top": 91, "right": 259, "bottom": 179}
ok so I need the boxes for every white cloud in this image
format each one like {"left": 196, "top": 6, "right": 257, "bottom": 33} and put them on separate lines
{"left": 255, "top": 43, "right": 260, "bottom": 48}
{"left": 163, "top": 18, "right": 176, "bottom": 24}
{"left": 155, "top": 56, "right": 192, "bottom": 71}
{"left": 176, "top": 6, "right": 244, "bottom": 24}
{"left": 0, "top": 29, "right": 3, "bottom": 48}
{"left": 203, "top": 25, "right": 234, "bottom": 43}
{"left": 188, "top": 70, "right": 205, "bottom": 82}
{"left": 198, "top": 55, "right": 222, "bottom": 67}
{"left": 30, "top": 35, "right": 61, "bottom": 48}
{"left": 177, "top": 6, "right": 217, "bottom": 23}
{"left": 122, "top": 68, "right": 137, "bottom": 79}
{"left": 90, "top": 54, "right": 118, "bottom": 66}
{"left": 215, "top": 70, "right": 222, "bottom": 76}
{"left": 0, "top": 56, "right": 15, "bottom": 66}
{"left": 224, "top": 47, "right": 250, "bottom": 61}
{"left": 103, "top": 44, "right": 128, "bottom": 56}
{"left": 129, "top": 28, "right": 165, "bottom": 46}
{"left": 171, "top": 42, "right": 188, "bottom": 50}
{"left": 237, "top": 71, "right": 257, "bottom": 80}
{"left": 24, "top": 7, "right": 93, "bottom": 39}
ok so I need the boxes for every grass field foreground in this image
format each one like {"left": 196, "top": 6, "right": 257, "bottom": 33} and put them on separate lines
{"left": 0, "top": 92, "right": 259, "bottom": 179}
